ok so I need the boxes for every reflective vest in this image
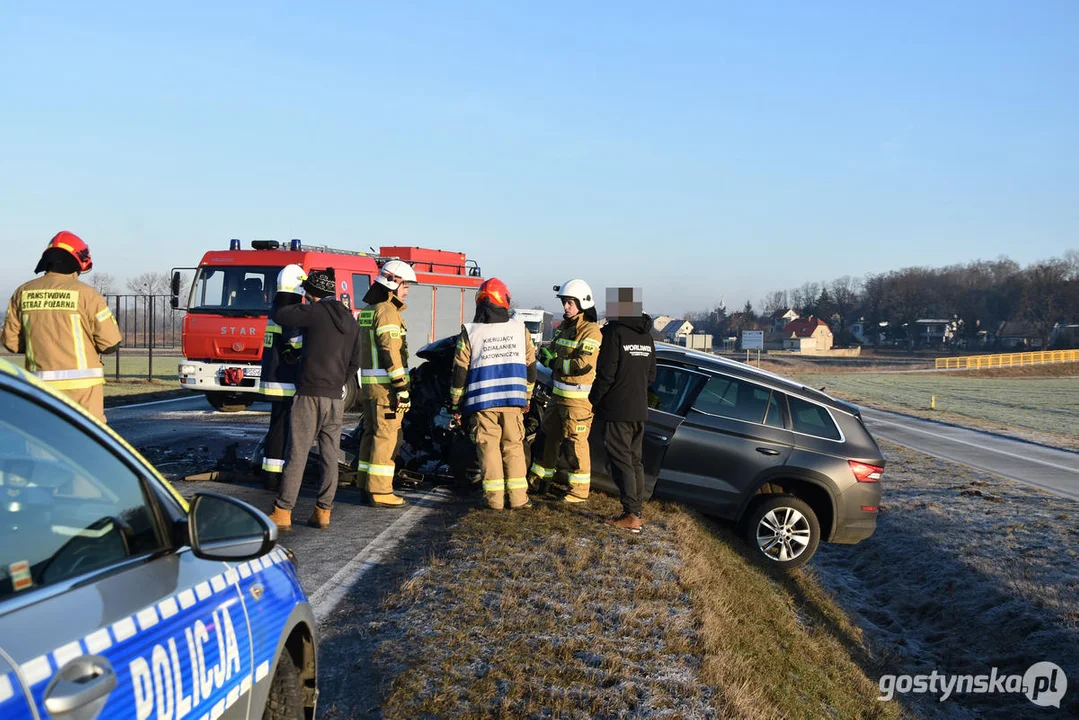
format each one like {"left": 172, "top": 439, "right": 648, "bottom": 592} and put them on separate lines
{"left": 549, "top": 315, "right": 602, "bottom": 405}
{"left": 1, "top": 272, "right": 122, "bottom": 390}
{"left": 460, "top": 320, "right": 529, "bottom": 412}
{"left": 258, "top": 320, "right": 302, "bottom": 398}
{"left": 357, "top": 297, "right": 409, "bottom": 401}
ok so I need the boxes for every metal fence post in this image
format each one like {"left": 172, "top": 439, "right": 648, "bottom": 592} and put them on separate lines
{"left": 148, "top": 294, "right": 155, "bottom": 381}
{"left": 114, "top": 295, "right": 121, "bottom": 382}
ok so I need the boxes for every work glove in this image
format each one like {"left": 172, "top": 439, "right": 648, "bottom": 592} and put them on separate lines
{"left": 539, "top": 347, "right": 556, "bottom": 368}
{"left": 393, "top": 389, "right": 411, "bottom": 414}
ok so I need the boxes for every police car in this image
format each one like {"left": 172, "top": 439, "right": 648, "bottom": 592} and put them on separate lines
{"left": 0, "top": 359, "right": 318, "bottom": 720}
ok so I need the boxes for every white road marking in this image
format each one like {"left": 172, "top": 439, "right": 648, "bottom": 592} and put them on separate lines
{"left": 309, "top": 488, "right": 453, "bottom": 623}
{"left": 865, "top": 414, "right": 1079, "bottom": 474}
{"left": 110, "top": 396, "right": 195, "bottom": 409}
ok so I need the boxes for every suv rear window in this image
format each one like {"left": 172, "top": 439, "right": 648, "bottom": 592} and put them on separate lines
{"left": 787, "top": 396, "right": 842, "bottom": 440}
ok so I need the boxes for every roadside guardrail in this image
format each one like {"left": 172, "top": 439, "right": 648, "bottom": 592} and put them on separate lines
{"left": 935, "top": 349, "right": 1078, "bottom": 370}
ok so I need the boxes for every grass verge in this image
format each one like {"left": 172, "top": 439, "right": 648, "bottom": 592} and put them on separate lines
{"left": 370, "top": 491, "right": 899, "bottom": 719}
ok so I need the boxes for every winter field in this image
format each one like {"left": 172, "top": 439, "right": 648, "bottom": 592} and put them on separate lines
{"left": 794, "top": 369, "right": 1079, "bottom": 451}
{"left": 814, "top": 439, "right": 1078, "bottom": 718}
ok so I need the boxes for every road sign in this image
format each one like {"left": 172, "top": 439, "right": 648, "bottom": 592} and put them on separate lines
{"left": 741, "top": 330, "right": 764, "bottom": 350}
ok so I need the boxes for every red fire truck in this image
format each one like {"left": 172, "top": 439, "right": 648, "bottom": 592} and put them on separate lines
{"left": 171, "top": 240, "right": 485, "bottom": 412}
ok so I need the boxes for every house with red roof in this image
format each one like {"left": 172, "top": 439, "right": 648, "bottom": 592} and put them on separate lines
{"left": 781, "top": 315, "right": 834, "bottom": 352}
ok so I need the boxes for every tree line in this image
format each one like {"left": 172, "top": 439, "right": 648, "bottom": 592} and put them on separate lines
{"left": 687, "top": 251, "right": 1079, "bottom": 349}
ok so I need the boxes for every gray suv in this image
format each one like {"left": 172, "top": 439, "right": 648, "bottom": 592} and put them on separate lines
{"left": 578, "top": 344, "right": 885, "bottom": 570}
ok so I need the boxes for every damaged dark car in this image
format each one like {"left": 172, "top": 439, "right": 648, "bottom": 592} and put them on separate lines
{"left": 340, "top": 338, "right": 885, "bottom": 570}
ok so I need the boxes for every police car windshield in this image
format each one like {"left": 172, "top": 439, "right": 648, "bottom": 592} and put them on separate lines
{"left": 189, "top": 266, "right": 283, "bottom": 315}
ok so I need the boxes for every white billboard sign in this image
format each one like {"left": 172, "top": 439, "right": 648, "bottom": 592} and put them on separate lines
{"left": 741, "top": 330, "right": 764, "bottom": 350}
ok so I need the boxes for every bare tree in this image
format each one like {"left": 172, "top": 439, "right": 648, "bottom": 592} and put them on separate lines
{"left": 759, "top": 290, "right": 789, "bottom": 317}
{"left": 126, "top": 271, "right": 171, "bottom": 296}
{"left": 87, "top": 272, "right": 117, "bottom": 295}
{"left": 1019, "top": 260, "right": 1070, "bottom": 348}
{"left": 829, "top": 276, "right": 859, "bottom": 331}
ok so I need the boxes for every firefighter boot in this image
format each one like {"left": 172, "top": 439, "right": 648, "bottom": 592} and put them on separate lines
{"left": 308, "top": 506, "right": 331, "bottom": 529}
{"left": 371, "top": 492, "right": 408, "bottom": 508}
{"left": 268, "top": 506, "right": 292, "bottom": 532}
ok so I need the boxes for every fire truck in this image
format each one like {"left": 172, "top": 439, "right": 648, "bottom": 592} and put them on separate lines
{"left": 171, "top": 240, "right": 485, "bottom": 412}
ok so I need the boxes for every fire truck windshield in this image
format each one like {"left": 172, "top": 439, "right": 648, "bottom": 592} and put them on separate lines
{"left": 188, "top": 265, "right": 284, "bottom": 315}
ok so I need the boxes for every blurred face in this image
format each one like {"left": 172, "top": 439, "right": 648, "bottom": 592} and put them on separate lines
{"left": 562, "top": 297, "right": 579, "bottom": 318}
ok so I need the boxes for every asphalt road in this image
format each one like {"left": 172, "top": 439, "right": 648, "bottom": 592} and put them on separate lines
{"left": 104, "top": 394, "right": 1078, "bottom": 715}
{"left": 860, "top": 407, "right": 1079, "bottom": 501}
{"left": 106, "top": 396, "right": 465, "bottom": 605}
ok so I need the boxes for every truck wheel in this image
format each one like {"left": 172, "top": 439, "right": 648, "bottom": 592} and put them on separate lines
{"left": 342, "top": 376, "right": 359, "bottom": 411}
{"left": 743, "top": 495, "right": 820, "bottom": 571}
{"left": 261, "top": 650, "right": 304, "bottom": 720}
{"left": 206, "top": 393, "right": 254, "bottom": 413}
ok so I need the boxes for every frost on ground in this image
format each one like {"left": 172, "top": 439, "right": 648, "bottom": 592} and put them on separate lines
{"left": 812, "top": 439, "right": 1079, "bottom": 718}
{"left": 367, "top": 502, "right": 717, "bottom": 719}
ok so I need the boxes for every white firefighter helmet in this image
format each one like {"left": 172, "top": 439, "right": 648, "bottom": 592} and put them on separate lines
{"left": 278, "top": 264, "right": 307, "bottom": 296}
{"left": 553, "top": 278, "right": 595, "bottom": 310}
{"left": 375, "top": 259, "right": 418, "bottom": 291}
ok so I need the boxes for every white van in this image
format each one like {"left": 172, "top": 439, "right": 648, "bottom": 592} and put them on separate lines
{"left": 511, "top": 308, "right": 554, "bottom": 346}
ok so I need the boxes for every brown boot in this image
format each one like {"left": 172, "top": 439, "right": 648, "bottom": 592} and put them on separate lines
{"left": 370, "top": 493, "right": 407, "bottom": 508}
{"left": 605, "top": 513, "right": 643, "bottom": 534}
{"left": 268, "top": 506, "right": 292, "bottom": 532}
{"left": 308, "top": 506, "right": 331, "bottom": 529}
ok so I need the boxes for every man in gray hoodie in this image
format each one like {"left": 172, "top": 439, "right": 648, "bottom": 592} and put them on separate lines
{"left": 267, "top": 268, "right": 362, "bottom": 531}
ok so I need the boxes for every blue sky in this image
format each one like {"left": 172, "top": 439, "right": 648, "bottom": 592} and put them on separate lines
{"left": 2, "top": 1, "right": 1076, "bottom": 316}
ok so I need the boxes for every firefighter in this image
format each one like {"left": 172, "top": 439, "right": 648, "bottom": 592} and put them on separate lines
{"left": 528, "top": 279, "right": 602, "bottom": 502}
{"left": 2, "top": 231, "right": 121, "bottom": 423}
{"left": 355, "top": 259, "right": 417, "bottom": 508}
{"left": 449, "top": 278, "right": 537, "bottom": 510}
{"left": 256, "top": 264, "right": 305, "bottom": 490}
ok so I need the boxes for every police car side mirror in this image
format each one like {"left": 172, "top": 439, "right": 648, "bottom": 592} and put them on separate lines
{"left": 188, "top": 492, "right": 277, "bottom": 561}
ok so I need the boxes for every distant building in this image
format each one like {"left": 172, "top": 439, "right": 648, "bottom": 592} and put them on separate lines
{"left": 996, "top": 321, "right": 1044, "bottom": 350}
{"left": 768, "top": 308, "right": 799, "bottom": 333}
{"left": 914, "top": 319, "right": 956, "bottom": 346}
{"left": 654, "top": 319, "right": 694, "bottom": 343}
{"left": 781, "top": 316, "right": 833, "bottom": 352}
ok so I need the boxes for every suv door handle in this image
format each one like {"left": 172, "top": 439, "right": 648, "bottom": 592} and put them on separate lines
{"left": 44, "top": 655, "right": 117, "bottom": 715}
{"left": 755, "top": 447, "right": 780, "bottom": 456}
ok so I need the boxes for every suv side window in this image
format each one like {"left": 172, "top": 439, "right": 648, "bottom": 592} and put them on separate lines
{"left": 787, "top": 395, "right": 842, "bottom": 440}
{"left": 694, "top": 374, "right": 775, "bottom": 425}
{"left": 0, "top": 391, "right": 168, "bottom": 600}
{"left": 649, "top": 365, "right": 706, "bottom": 415}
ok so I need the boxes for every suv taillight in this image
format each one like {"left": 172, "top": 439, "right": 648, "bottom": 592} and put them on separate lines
{"left": 849, "top": 460, "right": 883, "bottom": 483}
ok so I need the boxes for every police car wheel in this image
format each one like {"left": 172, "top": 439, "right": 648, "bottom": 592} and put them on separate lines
{"left": 262, "top": 650, "right": 304, "bottom": 720}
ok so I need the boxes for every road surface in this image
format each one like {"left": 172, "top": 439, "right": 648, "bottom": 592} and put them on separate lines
{"left": 860, "top": 406, "right": 1079, "bottom": 501}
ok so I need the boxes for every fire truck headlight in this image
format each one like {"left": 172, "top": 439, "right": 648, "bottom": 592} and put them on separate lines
{"left": 179, "top": 364, "right": 196, "bottom": 375}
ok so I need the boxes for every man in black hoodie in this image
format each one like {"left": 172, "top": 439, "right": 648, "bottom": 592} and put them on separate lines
{"left": 267, "top": 268, "right": 362, "bottom": 531}
{"left": 589, "top": 287, "right": 656, "bottom": 533}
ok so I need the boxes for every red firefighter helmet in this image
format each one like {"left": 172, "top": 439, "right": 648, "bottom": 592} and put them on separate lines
{"left": 44, "top": 231, "right": 93, "bottom": 273}
{"left": 477, "top": 278, "right": 511, "bottom": 309}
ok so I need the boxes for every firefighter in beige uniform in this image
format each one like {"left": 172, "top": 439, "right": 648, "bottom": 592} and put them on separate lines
{"left": 449, "top": 278, "right": 537, "bottom": 510}
{"left": 528, "top": 279, "right": 602, "bottom": 502}
{"left": 2, "top": 232, "right": 121, "bottom": 423}
{"left": 356, "top": 260, "right": 417, "bottom": 508}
